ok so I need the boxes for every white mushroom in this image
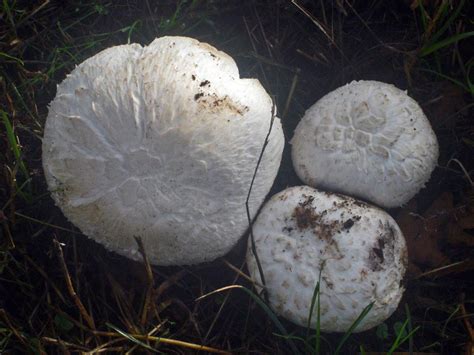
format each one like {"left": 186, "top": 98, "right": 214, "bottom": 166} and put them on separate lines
{"left": 246, "top": 186, "right": 407, "bottom": 333}
{"left": 42, "top": 36, "right": 284, "bottom": 265}
{"left": 291, "top": 80, "right": 439, "bottom": 208}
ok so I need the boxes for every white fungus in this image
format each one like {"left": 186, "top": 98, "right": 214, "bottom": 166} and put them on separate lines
{"left": 291, "top": 80, "right": 439, "bottom": 208}
{"left": 42, "top": 36, "right": 284, "bottom": 265}
{"left": 246, "top": 186, "right": 407, "bottom": 333}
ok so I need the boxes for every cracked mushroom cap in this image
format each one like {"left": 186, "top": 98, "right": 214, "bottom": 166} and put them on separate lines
{"left": 291, "top": 80, "right": 439, "bottom": 208}
{"left": 42, "top": 36, "right": 284, "bottom": 265}
{"left": 246, "top": 186, "right": 407, "bottom": 333}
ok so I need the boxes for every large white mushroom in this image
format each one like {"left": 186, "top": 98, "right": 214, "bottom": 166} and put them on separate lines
{"left": 246, "top": 186, "right": 407, "bottom": 333}
{"left": 42, "top": 36, "right": 284, "bottom": 265}
{"left": 291, "top": 80, "right": 439, "bottom": 208}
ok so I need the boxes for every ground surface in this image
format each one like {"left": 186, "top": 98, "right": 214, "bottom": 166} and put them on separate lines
{"left": 1, "top": 0, "right": 473, "bottom": 354}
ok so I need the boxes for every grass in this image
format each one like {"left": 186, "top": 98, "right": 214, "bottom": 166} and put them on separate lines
{"left": 1, "top": 0, "right": 473, "bottom": 353}
{"left": 415, "top": 0, "right": 474, "bottom": 95}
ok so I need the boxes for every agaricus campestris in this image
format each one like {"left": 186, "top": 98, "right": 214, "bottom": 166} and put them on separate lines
{"left": 291, "top": 80, "right": 439, "bottom": 208}
{"left": 42, "top": 36, "right": 284, "bottom": 265}
{"left": 246, "top": 186, "right": 407, "bottom": 333}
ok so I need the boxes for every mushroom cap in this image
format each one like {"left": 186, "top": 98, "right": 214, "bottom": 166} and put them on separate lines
{"left": 42, "top": 36, "right": 284, "bottom": 265}
{"left": 291, "top": 80, "right": 439, "bottom": 208}
{"left": 246, "top": 186, "right": 407, "bottom": 333}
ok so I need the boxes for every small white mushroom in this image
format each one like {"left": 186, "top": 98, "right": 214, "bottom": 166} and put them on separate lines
{"left": 42, "top": 36, "right": 284, "bottom": 265}
{"left": 246, "top": 186, "right": 407, "bottom": 333}
{"left": 291, "top": 80, "right": 439, "bottom": 208}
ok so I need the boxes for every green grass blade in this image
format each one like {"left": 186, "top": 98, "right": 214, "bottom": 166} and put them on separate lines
{"left": 334, "top": 302, "right": 374, "bottom": 355}
{"left": 421, "top": 31, "right": 474, "bottom": 56}
{"left": 315, "top": 283, "right": 321, "bottom": 355}
{"left": 466, "top": 59, "right": 474, "bottom": 95}
{"left": 2, "top": 0, "right": 16, "bottom": 30}
{"left": 304, "top": 280, "right": 320, "bottom": 354}
{"left": 418, "top": 1, "right": 428, "bottom": 32}
{"left": 387, "top": 318, "right": 420, "bottom": 355}
{"left": 197, "top": 285, "right": 301, "bottom": 355}
{"left": 273, "top": 333, "right": 306, "bottom": 343}
{"left": 418, "top": 67, "right": 470, "bottom": 92}
{"left": 306, "top": 279, "right": 319, "bottom": 334}
{"left": 305, "top": 267, "right": 323, "bottom": 354}
{"left": 0, "top": 52, "right": 24, "bottom": 65}
{"left": 404, "top": 303, "right": 414, "bottom": 354}
{"left": 106, "top": 323, "right": 159, "bottom": 353}
{"left": 1, "top": 110, "right": 29, "bottom": 180}
{"left": 428, "top": 0, "right": 465, "bottom": 45}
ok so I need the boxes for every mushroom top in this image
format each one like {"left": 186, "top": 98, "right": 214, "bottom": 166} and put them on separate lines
{"left": 42, "top": 36, "right": 284, "bottom": 265}
{"left": 246, "top": 186, "right": 407, "bottom": 333}
{"left": 291, "top": 80, "right": 439, "bottom": 208}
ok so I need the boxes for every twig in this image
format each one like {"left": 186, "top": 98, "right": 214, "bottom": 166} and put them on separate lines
{"left": 53, "top": 238, "right": 96, "bottom": 330}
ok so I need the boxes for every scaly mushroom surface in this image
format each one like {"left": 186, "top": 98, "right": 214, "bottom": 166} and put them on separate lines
{"left": 43, "top": 36, "right": 284, "bottom": 265}
{"left": 247, "top": 186, "right": 407, "bottom": 332}
{"left": 291, "top": 80, "right": 439, "bottom": 208}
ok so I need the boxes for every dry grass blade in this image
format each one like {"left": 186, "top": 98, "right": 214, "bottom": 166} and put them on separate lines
{"left": 243, "top": 15, "right": 270, "bottom": 87}
{"left": 14, "top": 212, "right": 81, "bottom": 234}
{"left": 41, "top": 336, "right": 90, "bottom": 351}
{"left": 204, "top": 259, "right": 248, "bottom": 341}
{"left": 105, "top": 272, "right": 137, "bottom": 332}
{"left": 155, "top": 269, "right": 186, "bottom": 299}
{"left": 1, "top": 1, "right": 472, "bottom": 353}
{"left": 134, "top": 236, "right": 156, "bottom": 327}
{"left": 282, "top": 68, "right": 300, "bottom": 120}
{"left": 414, "top": 259, "right": 474, "bottom": 279}
{"left": 23, "top": 253, "right": 67, "bottom": 303}
{"left": 197, "top": 285, "right": 301, "bottom": 355}
{"left": 0, "top": 309, "right": 29, "bottom": 349}
{"left": 53, "top": 238, "right": 96, "bottom": 330}
{"left": 84, "top": 338, "right": 125, "bottom": 354}
{"left": 222, "top": 259, "right": 261, "bottom": 286}
{"left": 0, "top": 211, "right": 15, "bottom": 249}
{"left": 94, "top": 329, "right": 231, "bottom": 354}
{"left": 245, "top": 102, "right": 278, "bottom": 303}
{"left": 290, "top": 0, "right": 333, "bottom": 44}
{"left": 447, "top": 158, "right": 474, "bottom": 186}
{"left": 459, "top": 297, "right": 474, "bottom": 350}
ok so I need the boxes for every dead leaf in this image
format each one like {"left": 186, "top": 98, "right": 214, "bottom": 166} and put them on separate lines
{"left": 447, "top": 189, "right": 474, "bottom": 247}
{"left": 398, "top": 187, "right": 474, "bottom": 277}
{"left": 427, "top": 83, "right": 467, "bottom": 130}
{"left": 397, "top": 193, "right": 452, "bottom": 269}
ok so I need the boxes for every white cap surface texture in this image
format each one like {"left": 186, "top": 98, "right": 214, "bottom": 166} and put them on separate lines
{"left": 43, "top": 36, "right": 284, "bottom": 265}
{"left": 291, "top": 80, "right": 439, "bottom": 208}
{"left": 246, "top": 186, "right": 407, "bottom": 332}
